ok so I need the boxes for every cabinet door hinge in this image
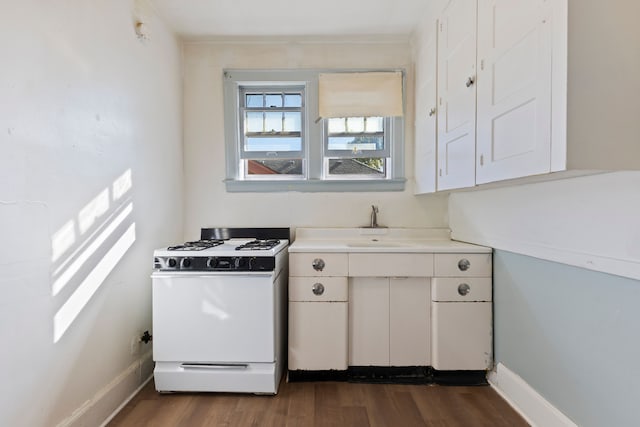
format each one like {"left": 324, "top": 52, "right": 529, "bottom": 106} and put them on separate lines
{"left": 439, "top": 168, "right": 442, "bottom": 177}
{"left": 480, "top": 59, "right": 485, "bottom": 71}
{"left": 480, "top": 154, "right": 484, "bottom": 166}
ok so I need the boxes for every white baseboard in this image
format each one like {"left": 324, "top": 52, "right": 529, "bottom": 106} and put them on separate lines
{"left": 56, "top": 350, "right": 153, "bottom": 427}
{"left": 488, "top": 363, "right": 577, "bottom": 427}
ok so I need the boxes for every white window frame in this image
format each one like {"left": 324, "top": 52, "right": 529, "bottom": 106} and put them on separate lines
{"left": 223, "top": 69, "right": 406, "bottom": 192}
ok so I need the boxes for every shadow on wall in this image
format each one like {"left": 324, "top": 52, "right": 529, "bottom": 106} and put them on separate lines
{"left": 50, "top": 169, "right": 136, "bottom": 343}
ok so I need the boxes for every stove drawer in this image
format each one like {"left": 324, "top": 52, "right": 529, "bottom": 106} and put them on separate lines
{"left": 289, "top": 253, "right": 348, "bottom": 276}
{"left": 289, "top": 277, "right": 348, "bottom": 302}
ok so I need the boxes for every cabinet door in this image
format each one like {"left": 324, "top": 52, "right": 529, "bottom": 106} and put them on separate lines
{"left": 389, "top": 278, "right": 430, "bottom": 366}
{"left": 349, "top": 278, "right": 389, "bottom": 366}
{"left": 289, "top": 302, "right": 348, "bottom": 370}
{"left": 414, "top": 20, "right": 438, "bottom": 194}
{"left": 436, "top": 0, "right": 477, "bottom": 191}
{"left": 476, "top": 0, "right": 553, "bottom": 184}
{"left": 432, "top": 302, "right": 492, "bottom": 370}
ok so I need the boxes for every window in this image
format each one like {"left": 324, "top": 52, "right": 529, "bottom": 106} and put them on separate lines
{"left": 239, "top": 87, "right": 305, "bottom": 178}
{"left": 223, "top": 69, "right": 405, "bottom": 192}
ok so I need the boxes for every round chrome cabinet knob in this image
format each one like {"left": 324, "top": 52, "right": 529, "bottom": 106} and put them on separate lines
{"left": 312, "top": 283, "right": 325, "bottom": 296}
{"left": 312, "top": 258, "right": 325, "bottom": 271}
{"left": 458, "top": 258, "right": 471, "bottom": 271}
{"left": 458, "top": 283, "right": 471, "bottom": 296}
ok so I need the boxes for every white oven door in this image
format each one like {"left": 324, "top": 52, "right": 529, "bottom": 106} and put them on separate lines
{"left": 152, "top": 272, "right": 275, "bottom": 363}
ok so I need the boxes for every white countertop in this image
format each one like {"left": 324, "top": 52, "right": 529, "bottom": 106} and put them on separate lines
{"left": 288, "top": 228, "right": 492, "bottom": 254}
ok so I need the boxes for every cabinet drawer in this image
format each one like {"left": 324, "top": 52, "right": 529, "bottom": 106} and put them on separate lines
{"left": 434, "top": 253, "right": 492, "bottom": 277}
{"left": 289, "top": 253, "right": 348, "bottom": 276}
{"left": 289, "top": 277, "right": 348, "bottom": 302}
{"left": 432, "top": 277, "right": 492, "bottom": 302}
{"left": 349, "top": 253, "right": 434, "bottom": 277}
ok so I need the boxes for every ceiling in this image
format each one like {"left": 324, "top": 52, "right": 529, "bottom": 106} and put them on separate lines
{"left": 149, "top": 0, "right": 432, "bottom": 39}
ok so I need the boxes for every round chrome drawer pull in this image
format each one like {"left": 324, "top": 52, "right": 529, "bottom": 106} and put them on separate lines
{"left": 312, "top": 258, "right": 325, "bottom": 271}
{"left": 458, "top": 258, "right": 471, "bottom": 271}
{"left": 458, "top": 283, "right": 471, "bottom": 296}
{"left": 312, "top": 283, "right": 325, "bottom": 296}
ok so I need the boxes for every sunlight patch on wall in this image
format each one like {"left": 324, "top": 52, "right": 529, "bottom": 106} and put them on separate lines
{"left": 53, "top": 223, "right": 136, "bottom": 343}
{"left": 78, "top": 189, "right": 110, "bottom": 234}
{"left": 112, "top": 169, "right": 132, "bottom": 201}
{"left": 52, "top": 203, "right": 133, "bottom": 296}
{"left": 51, "top": 220, "right": 76, "bottom": 263}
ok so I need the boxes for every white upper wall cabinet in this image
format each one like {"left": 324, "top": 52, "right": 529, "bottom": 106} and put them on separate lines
{"left": 413, "top": 0, "right": 640, "bottom": 193}
{"left": 436, "top": 0, "right": 478, "bottom": 191}
{"left": 475, "top": 0, "right": 553, "bottom": 184}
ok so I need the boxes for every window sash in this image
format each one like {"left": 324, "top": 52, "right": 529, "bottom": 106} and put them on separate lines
{"left": 239, "top": 86, "right": 305, "bottom": 160}
{"left": 324, "top": 117, "right": 392, "bottom": 158}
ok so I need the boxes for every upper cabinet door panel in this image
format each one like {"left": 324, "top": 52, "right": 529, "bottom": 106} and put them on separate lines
{"left": 476, "top": 0, "right": 553, "bottom": 184}
{"left": 414, "top": 21, "right": 438, "bottom": 195}
{"left": 436, "top": 0, "right": 477, "bottom": 191}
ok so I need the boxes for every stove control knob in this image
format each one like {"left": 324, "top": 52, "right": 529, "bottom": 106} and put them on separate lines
{"left": 181, "top": 258, "right": 192, "bottom": 268}
{"left": 248, "top": 257, "right": 257, "bottom": 270}
{"left": 206, "top": 257, "right": 217, "bottom": 269}
{"left": 167, "top": 258, "right": 177, "bottom": 268}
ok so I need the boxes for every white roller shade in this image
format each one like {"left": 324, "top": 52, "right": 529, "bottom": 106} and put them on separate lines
{"left": 318, "top": 71, "right": 404, "bottom": 118}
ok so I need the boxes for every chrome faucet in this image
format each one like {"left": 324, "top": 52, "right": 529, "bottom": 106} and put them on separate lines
{"left": 370, "top": 205, "right": 379, "bottom": 228}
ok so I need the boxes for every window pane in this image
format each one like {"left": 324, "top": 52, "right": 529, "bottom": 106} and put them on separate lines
{"left": 284, "top": 94, "right": 302, "bottom": 107}
{"left": 365, "top": 117, "right": 384, "bottom": 132}
{"left": 283, "top": 112, "right": 301, "bottom": 132}
{"left": 328, "top": 158, "right": 386, "bottom": 176}
{"left": 265, "top": 94, "right": 283, "bottom": 108}
{"left": 245, "top": 137, "right": 302, "bottom": 152}
{"left": 327, "top": 135, "right": 384, "bottom": 151}
{"left": 327, "top": 118, "right": 346, "bottom": 133}
{"left": 264, "top": 112, "right": 282, "bottom": 132}
{"left": 246, "top": 94, "right": 263, "bottom": 108}
{"left": 346, "top": 117, "right": 365, "bottom": 133}
{"left": 246, "top": 112, "right": 263, "bottom": 132}
{"left": 247, "top": 159, "right": 303, "bottom": 175}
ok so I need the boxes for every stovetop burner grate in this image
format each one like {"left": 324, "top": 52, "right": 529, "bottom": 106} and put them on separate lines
{"left": 167, "top": 239, "right": 225, "bottom": 251}
{"left": 235, "top": 239, "right": 281, "bottom": 251}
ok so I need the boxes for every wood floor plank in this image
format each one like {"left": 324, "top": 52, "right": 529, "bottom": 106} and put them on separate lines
{"left": 107, "top": 379, "right": 529, "bottom": 427}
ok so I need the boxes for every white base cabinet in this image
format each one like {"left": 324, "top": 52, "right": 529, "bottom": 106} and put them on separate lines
{"left": 288, "top": 243, "right": 492, "bottom": 373}
{"left": 431, "top": 255, "right": 493, "bottom": 371}
{"left": 288, "top": 254, "right": 349, "bottom": 371}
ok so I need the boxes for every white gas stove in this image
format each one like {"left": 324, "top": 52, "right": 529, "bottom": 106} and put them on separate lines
{"left": 151, "top": 228, "right": 289, "bottom": 394}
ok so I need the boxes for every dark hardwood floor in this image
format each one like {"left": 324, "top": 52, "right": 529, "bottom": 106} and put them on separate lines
{"left": 108, "top": 379, "right": 529, "bottom": 426}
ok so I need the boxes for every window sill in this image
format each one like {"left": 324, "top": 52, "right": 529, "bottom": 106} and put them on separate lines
{"left": 224, "top": 178, "right": 406, "bottom": 193}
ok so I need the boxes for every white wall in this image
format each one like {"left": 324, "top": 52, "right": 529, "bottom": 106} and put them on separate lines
{"left": 182, "top": 39, "right": 448, "bottom": 240}
{"left": 0, "top": 1, "right": 182, "bottom": 426}
{"left": 449, "top": 172, "right": 640, "bottom": 280}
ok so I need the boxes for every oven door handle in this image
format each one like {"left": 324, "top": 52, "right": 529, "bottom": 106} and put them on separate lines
{"left": 180, "top": 363, "right": 249, "bottom": 370}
